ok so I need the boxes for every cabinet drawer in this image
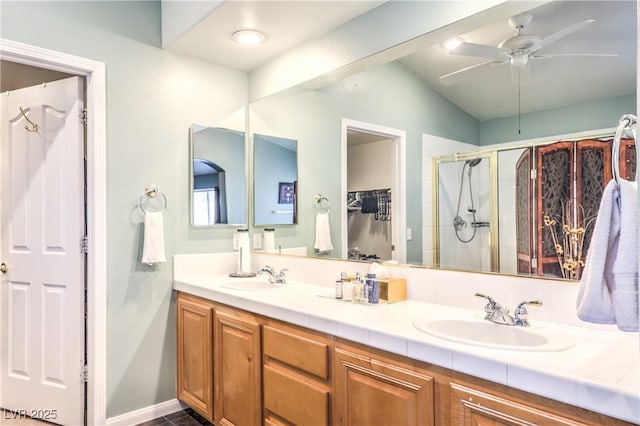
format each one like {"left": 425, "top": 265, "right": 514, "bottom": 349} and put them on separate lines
{"left": 263, "top": 324, "right": 330, "bottom": 380}
{"left": 264, "top": 365, "right": 329, "bottom": 426}
{"left": 450, "top": 382, "right": 587, "bottom": 426}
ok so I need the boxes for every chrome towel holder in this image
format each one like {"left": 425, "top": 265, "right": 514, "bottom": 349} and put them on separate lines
{"left": 139, "top": 185, "right": 167, "bottom": 213}
{"left": 612, "top": 114, "right": 637, "bottom": 184}
{"left": 314, "top": 194, "right": 330, "bottom": 213}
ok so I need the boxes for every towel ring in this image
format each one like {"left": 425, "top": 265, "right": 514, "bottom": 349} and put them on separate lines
{"left": 314, "top": 194, "right": 330, "bottom": 213}
{"left": 139, "top": 185, "right": 167, "bottom": 213}
{"left": 612, "top": 114, "right": 637, "bottom": 184}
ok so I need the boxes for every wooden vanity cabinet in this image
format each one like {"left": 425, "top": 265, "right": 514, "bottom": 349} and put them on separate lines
{"left": 333, "top": 341, "right": 436, "bottom": 426}
{"left": 176, "top": 291, "right": 634, "bottom": 426}
{"left": 213, "top": 307, "right": 262, "bottom": 426}
{"left": 445, "top": 380, "right": 635, "bottom": 426}
{"left": 176, "top": 292, "right": 215, "bottom": 423}
{"left": 262, "top": 320, "right": 333, "bottom": 425}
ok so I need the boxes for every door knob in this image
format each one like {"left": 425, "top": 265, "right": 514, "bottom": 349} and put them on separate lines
{"left": 0, "top": 263, "right": 7, "bottom": 273}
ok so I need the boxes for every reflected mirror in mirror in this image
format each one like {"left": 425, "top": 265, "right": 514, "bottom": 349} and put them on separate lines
{"left": 190, "top": 125, "right": 247, "bottom": 226}
{"left": 253, "top": 134, "right": 298, "bottom": 225}
{"left": 247, "top": 0, "right": 636, "bottom": 281}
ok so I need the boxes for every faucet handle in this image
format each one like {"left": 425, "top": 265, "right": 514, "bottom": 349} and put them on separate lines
{"left": 516, "top": 300, "right": 543, "bottom": 309}
{"left": 277, "top": 268, "right": 288, "bottom": 276}
{"left": 514, "top": 300, "right": 542, "bottom": 327}
{"left": 474, "top": 292, "right": 493, "bottom": 301}
{"left": 475, "top": 293, "right": 499, "bottom": 318}
{"left": 260, "top": 265, "right": 275, "bottom": 274}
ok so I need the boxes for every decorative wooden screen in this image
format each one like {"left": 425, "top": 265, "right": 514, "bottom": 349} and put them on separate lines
{"left": 516, "top": 137, "right": 634, "bottom": 280}
{"left": 515, "top": 148, "right": 533, "bottom": 275}
{"left": 536, "top": 142, "right": 574, "bottom": 278}
{"left": 576, "top": 140, "right": 611, "bottom": 260}
{"left": 620, "top": 138, "right": 636, "bottom": 181}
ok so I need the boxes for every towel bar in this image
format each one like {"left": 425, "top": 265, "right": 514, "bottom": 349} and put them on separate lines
{"left": 139, "top": 185, "right": 167, "bottom": 213}
{"left": 612, "top": 114, "right": 637, "bottom": 184}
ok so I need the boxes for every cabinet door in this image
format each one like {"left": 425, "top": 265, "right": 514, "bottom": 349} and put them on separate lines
{"left": 450, "top": 383, "right": 589, "bottom": 426}
{"left": 334, "top": 347, "right": 434, "bottom": 426}
{"left": 176, "top": 293, "right": 214, "bottom": 423}
{"left": 213, "top": 309, "right": 261, "bottom": 426}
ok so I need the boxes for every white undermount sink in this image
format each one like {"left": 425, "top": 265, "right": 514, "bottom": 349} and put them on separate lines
{"left": 413, "top": 318, "right": 575, "bottom": 352}
{"left": 219, "top": 279, "right": 285, "bottom": 291}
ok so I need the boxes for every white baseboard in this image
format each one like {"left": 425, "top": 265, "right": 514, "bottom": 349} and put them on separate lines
{"left": 105, "top": 399, "right": 186, "bottom": 425}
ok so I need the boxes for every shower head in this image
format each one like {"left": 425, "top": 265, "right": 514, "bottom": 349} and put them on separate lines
{"left": 466, "top": 158, "right": 482, "bottom": 167}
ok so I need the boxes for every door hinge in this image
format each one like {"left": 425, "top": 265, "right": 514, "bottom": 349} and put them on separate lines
{"left": 81, "top": 108, "right": 88, "bottom": 125}
{"left": 81, "top": 364, "right": 88, "bottom": 383}
{"left": 530, "top": 169, "right": 537, "bottom": 180}
{"left": 81, "top": 235, "right": 88, "bottom": 254}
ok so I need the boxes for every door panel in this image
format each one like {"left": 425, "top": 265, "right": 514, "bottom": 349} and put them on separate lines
{"left": 1, "top": 76, "right": 85, "bottom": 425}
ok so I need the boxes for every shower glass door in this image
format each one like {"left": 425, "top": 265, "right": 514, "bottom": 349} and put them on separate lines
{"left": 434, "top": 154, "right": 496, "bottom": 272}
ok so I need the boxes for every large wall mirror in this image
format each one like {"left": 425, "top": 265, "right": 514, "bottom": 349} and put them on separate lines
{"left": 190, "top": 124, "right": 247, "bottom": 226}
{"left": 253, "top": 134, "right": 298, "bottom": 225}
{"left": 247, "top": 0, "right": 636, "bottom": 281}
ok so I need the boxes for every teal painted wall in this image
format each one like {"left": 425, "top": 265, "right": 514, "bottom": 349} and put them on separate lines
{"left": 480, "top": 93, "right": 636, "bottom": 145}
{"left": 1, "top": 0, "right": 247, "bottom": 418}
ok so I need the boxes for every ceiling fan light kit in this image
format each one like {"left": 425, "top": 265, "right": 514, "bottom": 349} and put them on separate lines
{"left": 438, "top": 11, "right": 610, "bottom": 86}
{"left": 442, "top": 37, "right": 464, "bottom": 51}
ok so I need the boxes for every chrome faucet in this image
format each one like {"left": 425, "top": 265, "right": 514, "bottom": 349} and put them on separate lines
{"left": 474, "top": 293, "right": 542, "bottom": 327}
{"left": 257, "top": 265, "right": 288, "bottom": 284}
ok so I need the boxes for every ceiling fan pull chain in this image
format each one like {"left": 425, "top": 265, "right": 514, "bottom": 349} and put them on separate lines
{"left": 518, "top": 73, "right": 521, "bottom": 135}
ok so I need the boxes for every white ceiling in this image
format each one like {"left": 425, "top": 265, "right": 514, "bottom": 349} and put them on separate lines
{"left": 168, "top": 1, "right": 385, "bottom": 72}
{"left": 168, "top": 0, "right": 636, "bottom": 123}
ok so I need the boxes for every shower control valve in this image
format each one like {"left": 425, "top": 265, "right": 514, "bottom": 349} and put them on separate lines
{"left": 453, "top": 215, "right": 467, "bottom": 231}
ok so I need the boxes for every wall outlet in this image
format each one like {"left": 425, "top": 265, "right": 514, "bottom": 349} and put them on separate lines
{"left": 253, "top": 233, "right": 262, "bottom": 249}
{"left": 232, "top": 233, "right": 240, "bottom": 250}
{"left": 406, "top": 228, "right": 412, "bottom": 240}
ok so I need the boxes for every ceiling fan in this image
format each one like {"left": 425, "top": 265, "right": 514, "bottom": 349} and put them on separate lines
{"left": 439, "top": 13, "right": 616, "bottom": 86}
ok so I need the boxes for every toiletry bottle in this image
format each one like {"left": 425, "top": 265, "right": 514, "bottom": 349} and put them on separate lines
{"left": 263, "top": 228, "right": 275, "bottom": 253}
{"left": 366, "top": 273, "right": 378, "bottom": 304}
{"left": 353, "top": 273, "right": 362, "bottom": 303}
{"left": 342, "top": 274, "right": 353, "bottom": 301}
{"left": 360, "top": 275, "right": 368, "bottom": 304}
{"left": 335, "top": 276, "right": 343, "bottom": 299}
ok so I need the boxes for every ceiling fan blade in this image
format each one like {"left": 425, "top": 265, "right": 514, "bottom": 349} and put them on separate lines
{"left": 532, "top": 53, "right": 617, "bottom": 59}
{"left": 539, "top": 19, "right": 595, "bottom": 49}
{"left": 450, "top": 42, "right": 510, "bottom": 60}
{"left": 439, "top": 60, "right": 501, "bottom": 86}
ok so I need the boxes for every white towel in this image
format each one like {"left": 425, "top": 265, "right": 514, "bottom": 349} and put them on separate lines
{"left": 142, "top": 211, "right": 167, "bottom": 265}
{"left": 577, "top": 179, "right": 638, "bottom": 331}
{"left": 314, "top": 212, "right": 333, "bottom": 252}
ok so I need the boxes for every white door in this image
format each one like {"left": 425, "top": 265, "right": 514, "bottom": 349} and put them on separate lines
{"left": 0, "top": 77, "right": 85, "bottom": 425}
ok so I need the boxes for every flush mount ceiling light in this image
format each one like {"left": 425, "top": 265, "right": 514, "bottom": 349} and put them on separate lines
{"left": 231, "top": 29, "right": 266, "bottom": 45}
{"left": 442, "top": 37, "right": 464, "bottom": 52}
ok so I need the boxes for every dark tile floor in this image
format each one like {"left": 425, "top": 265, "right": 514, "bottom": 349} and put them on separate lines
{"left": 136, "top": 408, "right": 211, "bottom": 426}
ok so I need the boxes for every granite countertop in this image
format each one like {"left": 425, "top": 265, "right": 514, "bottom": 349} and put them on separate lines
{"left": 174, "top": 275, "right": 640, "bottom": 424}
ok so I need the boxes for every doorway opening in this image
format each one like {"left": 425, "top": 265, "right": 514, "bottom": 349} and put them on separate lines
{"left": 0, "top": 38, "right": 107, "bottom": 426}
{"left": 340, "top": 119, "right": 406, "bottom": 263}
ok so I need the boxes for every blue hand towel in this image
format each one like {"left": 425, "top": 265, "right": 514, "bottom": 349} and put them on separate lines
{"left": 577, "top": 180, "right": 638, "bottom": 332}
